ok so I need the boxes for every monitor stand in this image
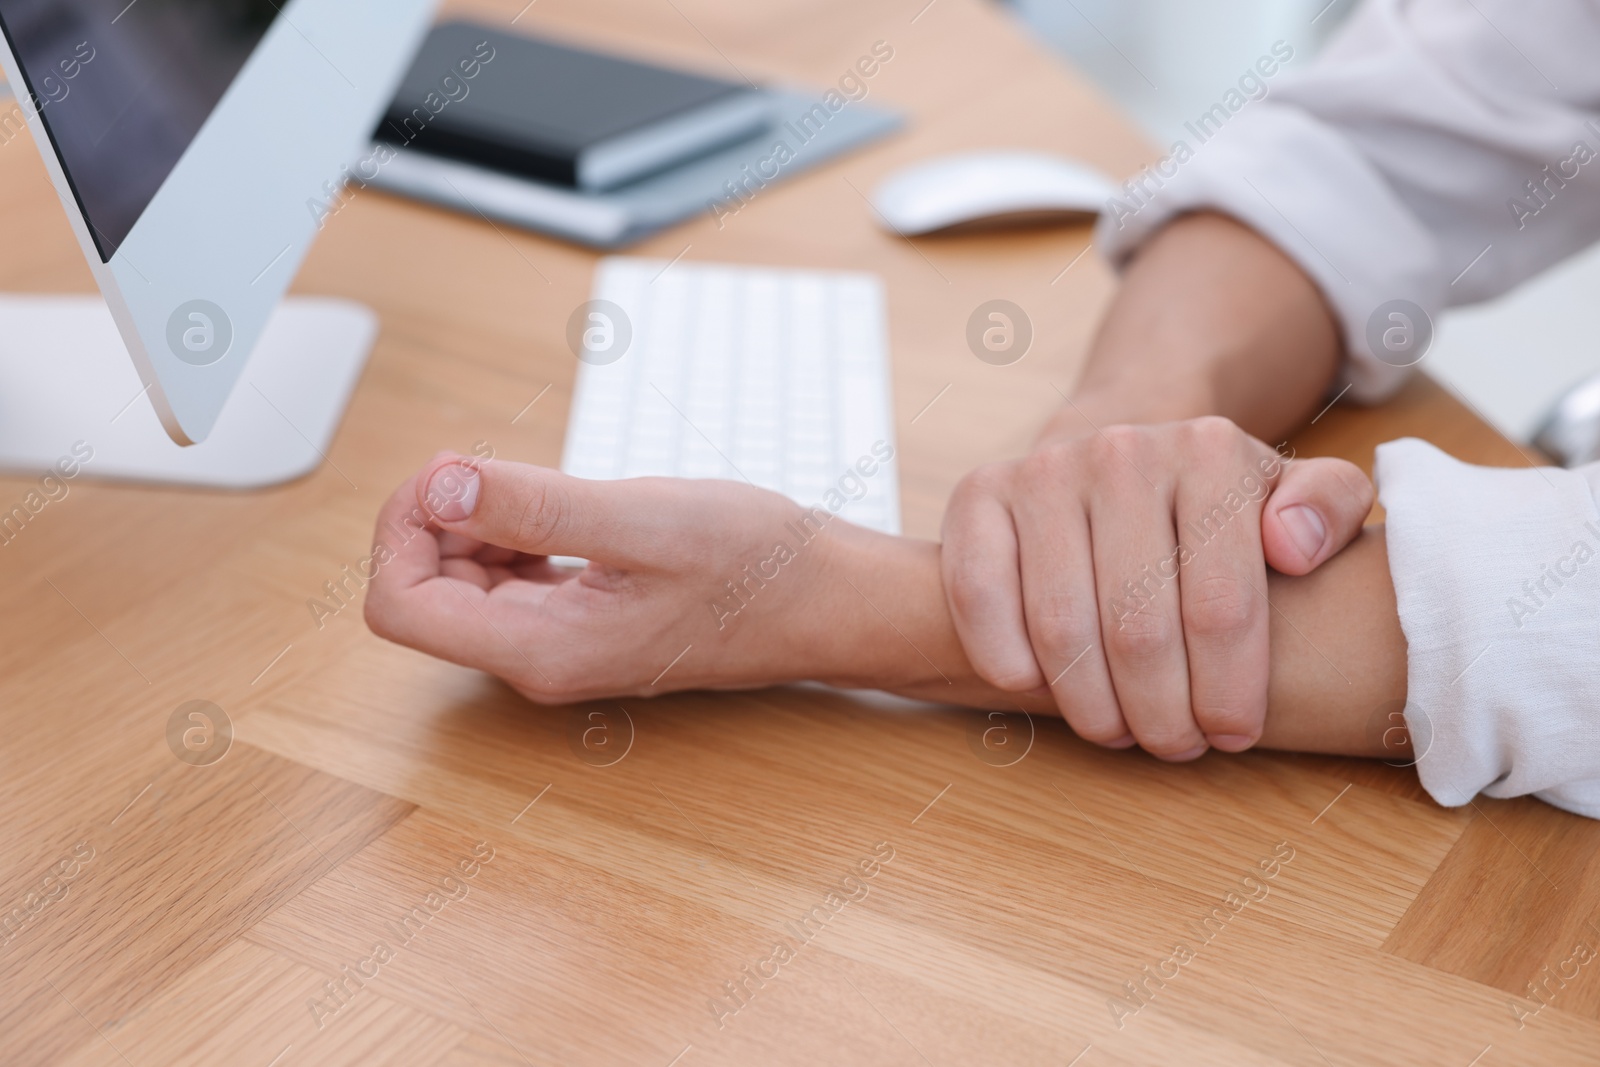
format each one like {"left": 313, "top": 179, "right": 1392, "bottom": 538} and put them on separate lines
{"left": 0, "top": 295, "right": 376, "bottom": 489}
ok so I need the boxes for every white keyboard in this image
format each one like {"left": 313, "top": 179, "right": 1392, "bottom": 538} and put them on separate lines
{"left": 561, "top": 257, "right": 900, "bottom": 534}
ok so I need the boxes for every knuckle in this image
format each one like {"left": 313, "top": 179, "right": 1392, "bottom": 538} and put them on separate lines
{"left": 945, "top": 466, "right": 1010, "bottom": 531}
{"left": 945, "top": 565, "right": 998, "bottom": 621}
{"left": 1179, "top": 417, "right": 1247, "bottom": 465}
{"left": 958, "top": 462, "right": 1012, "bottom": 498}
{"left": 1017, "top": 444, "right": 1073, "bottom": 487}
{"left": 1136, "top": 723, "right": 1204, "bottom": 757}
{"left": 1191, "top": 696, "right": 1260, "bottom": 736}
{"left": 514, "top": 479, "right": 568, "bottom": 548}
{"left": 975, "top": 658, "right": 1044, "bottom": 694}
{"left": 1030, "top": 597, "right": 1098, "bottom": 661}
{"left": 1096, "top": 423, "right": 1145, "bottom": 458}
{"left": 1182, "top": 575, "right": 1262, "bottom": 640}
{"left": 1332, "top": 461, "right": 1377, "bottom": 512}
{"left": 1064, "top": 707, "right": 1131, "bottom": 746}
{"left": 1177, "top": 416, "right": 1242, "bottom": 457}
{"left": 1185, "top": 414, "right": 1240, "bottom": 444}
{"left": 1105, "top": 607, "right": 1178, "bottom": 665}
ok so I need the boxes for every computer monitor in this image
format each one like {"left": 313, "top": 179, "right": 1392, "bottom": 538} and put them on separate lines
{"left": 0, "top": 0, "right": 434, "bottom": 480}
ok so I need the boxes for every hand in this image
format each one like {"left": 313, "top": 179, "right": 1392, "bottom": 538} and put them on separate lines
{"left": 940, "top": 416, "right": 1375, "bottom": 760}
{"left": 363, "top": 454, "right": 851, "bottom": 703}
{"left": 361, "top": 448, "right": 1409, "bottom": 763}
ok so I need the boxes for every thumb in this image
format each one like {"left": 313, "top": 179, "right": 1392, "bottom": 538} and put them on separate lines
{"left": 415, "top": 454, "right": 644, "bottom": 564}
{"left": 1261, "top": 457, "right": 1376, "bottom": 576}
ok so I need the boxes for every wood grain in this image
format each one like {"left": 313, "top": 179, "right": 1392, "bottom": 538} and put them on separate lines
{"left": 1, "top": 0, "right": 1597, "bottom": 1063}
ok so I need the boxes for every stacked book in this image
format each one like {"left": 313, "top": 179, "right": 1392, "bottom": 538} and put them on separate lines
{"left": 363, "top": 21, "right": 902, "bottom": 248}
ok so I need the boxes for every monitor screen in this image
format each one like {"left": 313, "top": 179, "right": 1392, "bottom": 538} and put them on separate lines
{"left": 0, "top": 0, "right": 278, "bottom": 261}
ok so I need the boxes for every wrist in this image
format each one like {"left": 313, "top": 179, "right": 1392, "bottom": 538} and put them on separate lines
{"left": 791, "top": 521, "right": 954, "bottom": 693}
{"left": 800, "top": 521, "right": 910, "bottom": 688}
{"left": 708, "top": 513, "right": 900, "bottom": 690}
{"left": 749, "top": 516, "right": 1057, "bottom": 713}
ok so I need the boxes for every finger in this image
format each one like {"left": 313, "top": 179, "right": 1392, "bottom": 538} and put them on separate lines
{"left": 441, "top": 556, "right": 493, "bottom": 588}
{"left": 414, "top": 454, "right": 677, "bottom": 566}
{"left": 1087, "top": 447, "right": 1203, "bottom": 760}
{"left": 368, "top": 473, "right": 445, "bottom": 594}
{"left": 941, "top": 469, "right": 1047, "bottom": 692}
{"left": 1012, "top": 479, "right": 1131, "bottom": 747}
{"left": 371, "top": 573, "right": 556, "bottom": 688}
{"left": 472, "top": 544, "right": 523, "bottom": 567}
{"left": 437, "top": 530, "right": 488, "bottom": 558}
{"left": 364, "top": 483, "right": 499, "bottom": 659}
{"left": 365, "top": 473, "right": 553, "bottom": 682}
{"left": 1261, "top": 457, "right": 1376, "bottom": 575}
{"left": 366, "top": 476, "right": 491, "bottom": 651}
{"left": 1173, "top": 435, "right": 1276, "bottom": 752}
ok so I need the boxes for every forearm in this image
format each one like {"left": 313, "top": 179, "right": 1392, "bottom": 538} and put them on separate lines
{"left": 805, "top": 521, "right": 1406, "bottom": 757}
{"left": 1046, "top": 212, "right": 1343, "bottom": 443}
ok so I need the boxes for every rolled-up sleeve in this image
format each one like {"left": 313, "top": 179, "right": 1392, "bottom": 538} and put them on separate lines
{"left": 1377, "top": 438, "right": 1600, "bottom": 818}
{"left": 1095, "top": 0, "right": 1600, "bottom": 402}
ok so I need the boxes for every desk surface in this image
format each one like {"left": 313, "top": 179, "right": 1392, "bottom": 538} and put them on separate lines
{"left": 3, "top": 1, "right": 1598, "bottom": 1064}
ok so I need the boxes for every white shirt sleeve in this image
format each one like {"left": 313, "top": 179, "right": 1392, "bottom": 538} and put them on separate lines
{"left": 1095, "top": 0, "right": 1600, "bottom": 402}
{"left": 1377, "top": 439, "right": 1600, "bottom": 818}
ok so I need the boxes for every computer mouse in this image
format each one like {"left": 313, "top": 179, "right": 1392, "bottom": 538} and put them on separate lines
{"left": 871, "top": 151, "right": 1118, "bottom": 236}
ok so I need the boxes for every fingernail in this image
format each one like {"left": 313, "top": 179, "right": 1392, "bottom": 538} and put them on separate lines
{"left": 1208, "top": 733, "right": 1257, "bottom": 753}
{"left": 1280, "top": 504, "right": 1327, "bottom": 561}
{"left": 1158, "top": 742, "right": 1209, "bottom": 762}
{"left": 1104, "top": 732, "right": 1138, "bottom": 750}
{"left": 426, "top": 464, "right": 480, "bottom": 522}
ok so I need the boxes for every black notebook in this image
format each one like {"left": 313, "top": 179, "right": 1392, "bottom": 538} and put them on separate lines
{"left": 377, "top": 21, "right": 773, "bottom": 192}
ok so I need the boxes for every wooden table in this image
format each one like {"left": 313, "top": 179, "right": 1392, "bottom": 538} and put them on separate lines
{"left": 3, "top": 1, "right": 1597, "bottom": 1063}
